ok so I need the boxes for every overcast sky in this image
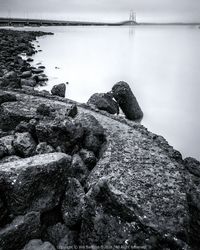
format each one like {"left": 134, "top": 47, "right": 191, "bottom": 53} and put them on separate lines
{"left": 0, "top": 0, "right": 200, "bottom": 22}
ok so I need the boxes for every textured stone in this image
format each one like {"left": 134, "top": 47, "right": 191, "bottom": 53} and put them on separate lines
{"left": 13, "top": 132, "right": 36, "bottom": 157}
{"left": 51, "top": 83, "right": 66, "bottom": 98}
{"left": 0, "top": 153, "right": 71, "bottom": 215}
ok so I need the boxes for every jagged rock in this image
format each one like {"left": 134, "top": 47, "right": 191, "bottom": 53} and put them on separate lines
{"left": 0, "top": 212, "right": 40, "bottom": 250}
{"left": 35, "top": 142, "right": 55, "bottom": 155}
{"left": 69, "top": 155, "right": 89, "bottom": 185}
{"left": 36, "top": 119, "right": 84, "bottom": 154}
{"left": 65, "top": 104, "right": 78, "bottom": 118}
{"left": 87, "top": 93, "right": 119, "bottom": 114}
{"left": 184, "top": 157, "right": 200, "bottom": 177}
{"left": 0, "top": 135, "right": 15, "bottom": 156}
{"left": 13, "top": 132, "right": 37, "bottom": 157}
{"left": 51, "top": 83, "right": 66, "bottom": 98}
{"left": 0, "top": 153, "right": 71, "bottom": 215}
{"left": 112, "top": 81, "right": 143, "bottom": 120}
{"left": 74, "top": 113, "right": 106, "bottom": 155}
{"left": 21, "top": 79, "right": 37, "bottom": 87}
{"left": 79, "top": 149, "right": 97, "bottom": 170}
{"left": 15, "top": 119, "right": 37, "bottom": 138}
{"left": 0, "top": 91, "right": 17, "bottom": 104}
{"left": 62, "top": 178, "right": 85, "bottom": 228}
{"left": 57, "top": 231, "right": 79, "bottom": 250}
{"left": 36, "top": 104, "right": 51, "bottom": 116}
{"left": 0, "top": 101, "right": 36, "bottom": 131}
{"left": 44, "top": 223, "right": 69, "bottom": 247}
{"left": 21, "top": 71, "right": 32, "bottom": 78}
{"left": 22, "top": 239, "right": 56, "bottom": 250}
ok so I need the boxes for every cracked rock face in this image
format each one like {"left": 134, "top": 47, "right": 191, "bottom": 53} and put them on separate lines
{"left": 0, "top": 153, "right": 71, "bottom": 216}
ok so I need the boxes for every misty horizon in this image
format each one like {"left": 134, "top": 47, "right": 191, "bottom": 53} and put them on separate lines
{"left": 0, "top": 0, "right": 200, "bottom": 23}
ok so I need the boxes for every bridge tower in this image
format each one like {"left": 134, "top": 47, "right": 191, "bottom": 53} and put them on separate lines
{"left": 129, "top": 10, "right": 136, "bottom": 24}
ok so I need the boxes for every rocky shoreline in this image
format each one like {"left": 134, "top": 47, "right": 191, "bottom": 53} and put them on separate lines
{"left": 0, "top": 28, "right": 200, "bottom": 250}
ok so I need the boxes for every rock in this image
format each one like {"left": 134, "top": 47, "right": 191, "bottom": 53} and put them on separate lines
{"left": 21, "top": 71, "right": 32, "bottom": 78}
{"left": 62, "top": 178, "right": 85, "bottom": 228}
{"left": 13, "top": 132, "right": 37, "bottom": 157}
{"left": 74, "top": 113, "right": 106, "bottom": 155}
{"left": 0, "top": 91, "right": 17, "bottom": 104}
{"left": 36, "top": 119, "right": 84, "bottom": 154}
{"left": 35, "top": 142, "right": 55, "bottom": 155}
{"left": 87, "top": 93, "right": 119, "bottom": 114}
{"left": 0, "top": 153, "right": 71, "bottom": 215}
{"left": 69, "top": 155, "right": 89, "bottom": 185}
{"left": 0, "top": 101, "right": 36, "bottom": 131}
{"left": 112, "top": 81, "right": 143, "bottom": 120}
{"left": 65, "top": 104, "right": 78, "bottom": 118}
{"left": 22, "top": 239, "right": 56, "bottom": 250}
{"left": 27, "top": 58, "right": 34, "bottom": 62}
{"left": 184, "top": 157, "right": 200, "bottom": 177}
{"left": 0, "top": 155, "right": 21, "bottom": 163}
{"left": 21, "top": 79, "right": 37, "bottom": 87}
{"left": 0, "top": 135, "right": 15, "bottom": 156}
{"left": 0, "top": 71, "right": 21, "bottom": 89}
{"left": 51, "top": 83, "right": 66, "bottom": 98}
{"left": 0, "top": 142, "right": 7, "bottom": 159}
{"left": 44, "top": 223, "right": 69, "bottom": 247}
{"left": 0, "top": 212, "right": 40, "bottom": 250}
{"left": 36, "top": 104, "right": 51, "bottom": 116}
{"left": 79, "top": 149, "right": 97, "bottom": 171}
{"left": 15, "top": 120, "right": 37, "bottom": 139}
{"left": 0, "top": 197, "right": 8, "bottom": 226}
{"left": 32, "top": 68, "right": 44, "bottom": 74}
{"left": 57, "top": 231, "right": 79, "bottom": 250}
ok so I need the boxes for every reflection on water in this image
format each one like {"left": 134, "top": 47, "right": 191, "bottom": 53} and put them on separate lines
{"left": 7, "top": 26, "right": 200, "bottom": 160}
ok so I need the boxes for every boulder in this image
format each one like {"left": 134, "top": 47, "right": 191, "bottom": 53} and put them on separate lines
{"left": 43, "top": 223, "right": 69, "bottom": 247}
{"left": 21, "top": 79, "right": 37, "bottom": 87}
{"left": 65, "top": 104, "right": 78, "bottom": 118}
{"left": 32, "top": 68, "right": 44, "bottom": 74}
{"left": 36, "top": 119, "right": 84, "bottom": 154}
{"left": 69, "top": 155, "right": 89, "bottom": 185}
{"left": 35, "top": 142, "right": 55, "bottom": 155}
{"left": 0, "top": 155, "right": 21, "bottom": 163}
{"left": 51, "top": 83, "right": 66, "bottom": 98}
{"left": 184, "top": 157, "right": 200, "bottom": 177}
{"left": 0, "top": 101, "right": 36, "bottom": 131}
{"left": 79, "top": 149, "right": 97, "bottom": 171}
{"left": 13, "top": 132, "right": 37, "bottom": 157}
{"left": 0, "top": 135, "right": 15, "bottom": 156}
{"left": 21, "top": 71, "right": 32, "bottom": 78}
{"left": 0, "top": 91, "right": 17, "bottom": 104}
{"left": 0, "top": 212, "right": 40, "bottom": 250}
{"left": 74, "top": 113, "right": 106, "bottom": 155}
{"left": 61, "top": 178, "right": 85, "bottom": 228}
{"left": 0, "top": 153, "right": 71, "bottom": 215}
{"left": 112, "top": 81, "right": 143, "bottom": 120}
{"left": 87, "top": 93, "right": 119, "bottom": 114}
{"left": 0, "top": 71, "right": 21, "bottom": 89}
{"left": 36, "top": 104, "right": 51, "bottom": 116}
{"left": 22, "top": 239, "right": 56, "bottom": 250}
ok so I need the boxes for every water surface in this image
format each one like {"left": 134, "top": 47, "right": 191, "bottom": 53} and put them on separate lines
{"left": 7, "top": 26, "right": 200, "bottom": 160}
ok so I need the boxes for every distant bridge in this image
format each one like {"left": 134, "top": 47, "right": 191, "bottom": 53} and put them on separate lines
{"left": 0, "top": 17, "right": 137, "bottom": 27}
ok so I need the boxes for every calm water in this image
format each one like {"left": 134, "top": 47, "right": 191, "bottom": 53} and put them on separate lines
{"left": 7, "top": 26, "right": 200, "bottom": 160}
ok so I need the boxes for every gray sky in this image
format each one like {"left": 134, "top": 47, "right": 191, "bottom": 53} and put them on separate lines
{"left": 0, "top": 0, "right": 200, "bottom": 22}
